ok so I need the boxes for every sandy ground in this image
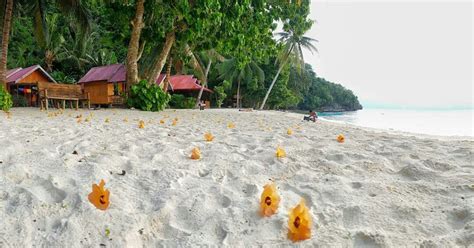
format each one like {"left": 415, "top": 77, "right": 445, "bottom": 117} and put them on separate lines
{"left": 0, "top": 107, "right": 473, "bottom": 247}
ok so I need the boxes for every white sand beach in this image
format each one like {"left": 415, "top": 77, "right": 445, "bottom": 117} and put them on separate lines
{"left": 0, "top": 108, "right": 473, "bottom": 247}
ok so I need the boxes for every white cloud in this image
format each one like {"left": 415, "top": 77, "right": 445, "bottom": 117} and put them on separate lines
{"left": 304, "top": 1, "right": 473, "bottom": 109}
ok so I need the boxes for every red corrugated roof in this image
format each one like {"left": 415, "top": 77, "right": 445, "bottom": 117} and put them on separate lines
{"left": 6, "top": 65, "right": 56, "bottom": 84}
{"left": 159, "top": 75, "right": 212, "bottom": 93}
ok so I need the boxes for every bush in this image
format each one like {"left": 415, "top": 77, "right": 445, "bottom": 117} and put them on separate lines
{"left": 168, "top": 94, "right": 196, "bottom": 109}
{"left": 12, "top": 94, "right": 28, "bottom": 107}
{"left": 127, "top": 80, "right": 170, "bottom": 111}
{"left": 0, "top": 85, "right": 13, "bottom": 112}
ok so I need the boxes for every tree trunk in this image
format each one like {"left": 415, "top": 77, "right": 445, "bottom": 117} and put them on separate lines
{"left": 126, "top": 0, "right": 145, "bottom": 89}
{"left": 45, "top": 50, "right": 54, "bottom": 72}
{"left": 0, "top": 0, "right": 13, "bottom": 90}
{"left": 236, "top": 79, "right": 241, "bottom": 109}
{"left": 195, "top": 59, "right": 211, "bottom": 107}
{"left": 259, "top": 62, "right": 285, "bottom": 110}
{"left": 146, "top": 31, "right": 175, "bottom": 85}
{"left": 162, "top": 55, "right": 172, "bottom": 92}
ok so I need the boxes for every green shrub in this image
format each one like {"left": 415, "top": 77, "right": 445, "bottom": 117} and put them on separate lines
{"left": 127, "top": 80, "right": 170, "bottom": 111}
{"left": 0, "top": 85, "right": 13, "bottom": 111}
{"left": 168, "top": 94, "right": 196, "bottom": 109}
{"left": 12, "top": 94, "right": 28, "bottom": 107}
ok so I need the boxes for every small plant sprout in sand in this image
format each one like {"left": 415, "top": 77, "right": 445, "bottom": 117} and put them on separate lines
{"left": 88, "top": 179, "right": 110, "bottom": 211}
{"left": 204, "top": 132, "right": 215, "bottom": 142}
{"left": 276, "top": 146, "right": 286, "bottom": 158}
{"left": 190, "top": 147, "right": 201, "bottom": 160}
{"left": 138, "top": 120, "right": 145, "bottom": 129}
{"left": 337, "top": 134, "right": 345, "bottom": 143}
{"left": 288, "top": 199, "right": 312, "bottom": 242}
{"left": 260, "top": 182, "right": 280, "bottom": 217}
{"left": 105, "top": 118, "right": 110, "bottom": 123}
{"left": 287, "top": 128, "right": 293, "bottom": 135}
{"left": 227, "top": 122, "right": 235, "bottom": 128}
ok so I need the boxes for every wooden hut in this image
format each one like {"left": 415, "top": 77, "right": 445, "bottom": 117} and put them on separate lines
{"left": 79, "top": 64, "right": 211, "bottom": 106}
{"left": 6, "top": 65, "right": 56, "bottom": 107}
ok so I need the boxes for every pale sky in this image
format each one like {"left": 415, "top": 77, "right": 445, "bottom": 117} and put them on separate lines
{"left": 305, "top": 0, "right": 473, "bottom": 109}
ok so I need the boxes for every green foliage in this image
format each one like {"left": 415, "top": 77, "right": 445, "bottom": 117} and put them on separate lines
{"left": 127, "top": 80, "right": 170, "bottom": 112}
{"left": 214, "top": 80, "right": 231, "bottom": 108}
{"left": 298, "top": 65, "right": 362, "bottom": 111}
{"left": 168, "top": 94, "right": 195, "bottom": 109}
{"left": 12, "top": 94, "right": 28, "bottom": 107}
{"left": 50, "top": 71, "right": 75, "bottom": 83}
{"left": 0, "top": 86, "right": 13, "bottom": 112}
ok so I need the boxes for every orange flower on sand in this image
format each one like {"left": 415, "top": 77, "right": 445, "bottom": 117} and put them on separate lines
{"left": 138, "top": 120, "right": 145, "bottom": 128}
{"left": 191, "top": 147, "right": 201, "bottom": 160}
{"left": 88, "top": 179, "right": 110, "bottom": 211}
{"left": 337, "top": 134, "right": 345, "bottom": 143}
{"left": 227, "top": 122, "right": 235, "bottom": 128}
{"left": 77, "top": 117, "right": 82, "bottom": 123}
{"left": 276, "top": 146, "right": 286, "bottom": 158}
{"left": 287, "top": 128, "right": 293, "bottom": 135}
{"left": 160, "top": 119, "right": 165, "bottom": 124}
{"left": 172, "top": 119, "right": 177, "bottom": 126}
{"left": 260, "top": 183, "right": 280, "bottom": 217}
{"left": 288, "top": 199, "right": 312, "bottom": 242}
{"left": 204, "top": 132, "right": 214, "bottom": 142}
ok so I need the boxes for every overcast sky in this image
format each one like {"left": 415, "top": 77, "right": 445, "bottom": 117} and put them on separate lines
{"left": 305, "top": 0, "right": 472, "bottom": 109}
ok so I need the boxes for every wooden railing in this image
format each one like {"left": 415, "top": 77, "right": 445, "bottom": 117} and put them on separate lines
{"left": 109, "top": 95, "right": 125, "bottom": 105}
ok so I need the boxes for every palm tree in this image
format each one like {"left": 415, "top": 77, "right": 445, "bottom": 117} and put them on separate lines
{"left": 259, "top": 30, "right": 317, "bottom": 109}
{"left": 0, "top": 0, "right": 14, "bottom": 89}
{"left": 184, "top": 47, "right": 224, "bottom": 106}
{"left": 42, "top": 14, "right": 65, "bottom": 72}
{"left": 217, "top": 58, "right": 264, "bottom": 109}
{"left": 0, "top": 0, "right": 90, "bottom": 87}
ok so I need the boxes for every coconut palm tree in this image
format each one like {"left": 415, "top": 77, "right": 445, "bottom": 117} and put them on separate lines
{"left": 0, "top": 0, "right": 90, "bottom": 87}
{"left": 184, "top": 47, "right": 224, "bottom": 106}
{"left": 0, "top": 0, "right": 14, "bottom": 89}
{"left": 259, "top": 30, "right": 317, "bottom": 109}
{"left": 217, "top": 58, "right": 264, "bottom": 109}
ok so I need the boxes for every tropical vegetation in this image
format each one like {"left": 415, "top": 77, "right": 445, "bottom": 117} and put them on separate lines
{"left": 0, "top": 0, "right": 362, "bottom": 112}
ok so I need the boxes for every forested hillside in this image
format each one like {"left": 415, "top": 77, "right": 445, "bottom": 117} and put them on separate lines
{"left": 2, "top": 1, "right": 361, "bottom": 112}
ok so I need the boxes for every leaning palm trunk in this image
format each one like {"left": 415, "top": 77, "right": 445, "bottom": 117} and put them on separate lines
{"left": 162, "top": 55, "right": 172, "bottom": 92}
{"left": 195, "top": 60, "right": 211, "bottom": 107}
{"left": 259, "top": 63, "right": 285, "bottom": 110}
{"left": 45, "top": 50, "right": 55, "bottom": 72}
{"left": 146, "top": 31, "right": 175, "bottom": 85}
{"left": 126, "top": 0, "right": 145, "bottom": 88}
{"left": 0, "top": 0, "right": 13, "bottom": 89}
{"left": 236, "top": 79, "right": 241, "bottom": 108}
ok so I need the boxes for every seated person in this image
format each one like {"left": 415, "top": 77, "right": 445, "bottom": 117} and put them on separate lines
{"left": 303, "top": 110, "right": 318, "bottom": 122}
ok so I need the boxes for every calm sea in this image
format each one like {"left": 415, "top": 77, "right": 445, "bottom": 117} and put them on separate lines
{"left": 319, "top": 108, "right": 474, "bottom": 137}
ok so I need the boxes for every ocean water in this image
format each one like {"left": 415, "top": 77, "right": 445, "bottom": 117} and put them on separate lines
{"left": 319, "top": 108, "right": 474, "bottom": 137}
